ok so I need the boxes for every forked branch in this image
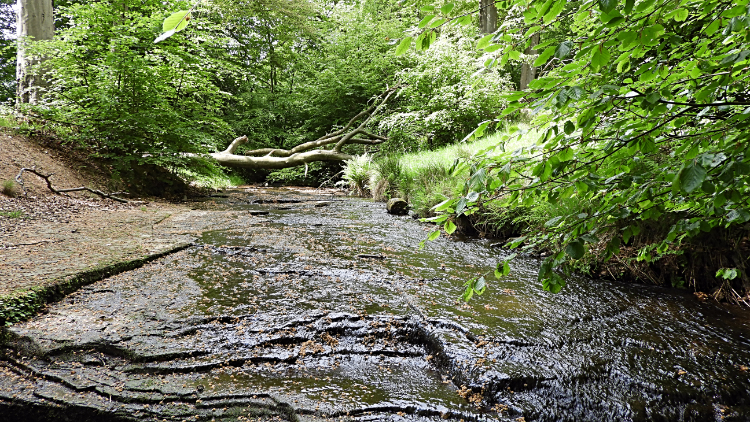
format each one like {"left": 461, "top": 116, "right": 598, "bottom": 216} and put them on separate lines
{"left": 15, "top": 167, "right": 134, "bottom": 203}
{"left": 189, "top": 87, "right": 399, "bottom": 169}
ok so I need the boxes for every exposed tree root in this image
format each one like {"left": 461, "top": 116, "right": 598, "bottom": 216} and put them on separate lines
{"left": 15, "top": 167, "right": 136, "bottom": 203}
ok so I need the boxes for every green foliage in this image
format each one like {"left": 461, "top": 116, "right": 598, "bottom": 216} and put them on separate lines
{"left": 0, "top": 290, "right": 42, "bottom": 326}
{"left": 155, "top": 8, "right": 195, "bottom": 43}
{"left": 266, "top": 162, "right": 340, "bottom": 187}
{"left": 340, "top": 126, "right": 538, "bottom": 217}
{"left": 221, "top": 1, "right": 405, "bottom": 155}
{"left": 378, "top": 31, "right": 513, "bottom": 153}
{"left": 173, "top": 159, "right": 246, "bottom": 190}
{"left": 28, "top": 0, "right": 237, "bottom": 175}
{"left": 716, "top": 268, "right": 740, "bottom": 281}
{"left": 0, "top": 0, "right": 15, "bottom": 103}
{"left": 462, "top": 252, "right": 517, "bottom": 301}
{"left": 412, "top": 0, "right": 750, "bottom": 295}
{"left": 340, "top": 154, "right": 375, "bottom": 196}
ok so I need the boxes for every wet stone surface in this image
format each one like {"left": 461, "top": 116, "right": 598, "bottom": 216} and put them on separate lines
{"left": 2, "top": 187, "right": 750, "bottom": 421}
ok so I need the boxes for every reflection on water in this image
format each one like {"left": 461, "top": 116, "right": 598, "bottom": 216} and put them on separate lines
{"left": 191, "top": 189, "right": 750, "bottom": 421}
{"left": 4, "top": 187, "right": 749, "bottom": 422}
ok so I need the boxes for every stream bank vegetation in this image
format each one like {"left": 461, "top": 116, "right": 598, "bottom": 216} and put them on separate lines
{"left": 385, "top": 0, "right": 750, "bottom": 304}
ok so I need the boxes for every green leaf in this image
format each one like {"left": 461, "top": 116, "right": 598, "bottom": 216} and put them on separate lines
{"left": 474, "top": 276, "right": 487, "bottom": 294}
{"left": 395, "top": 37, "right": 412, "bottom": 56}
{"left": 440, "top": 3, "right": 455, "bottom": 15}
{"left": 559, "top": 147, "right": 574, "bottom": 161}
{"left": 495, "top": 255, "right": 515, "bottom": 279}
{"left": 154, "top": 29, "right": 177, "bottom": 44}
{"left": 679, "top": 163, "right": 707, "bottom": 194}
{"left": 564, "top": 121, "right": 575, "bottom": 134}
{"left": 544, "top": 0, "right": 565, "bottom": 23}
{"left": 428, "top": 229, "right": 441, "bottom": 241}
{"left": 672, "top": 8, "right": 689, "bottom": 22}
{"left": 445, "top": 220, "right": 457, "bottom": 234}
{"left": 726, "top": 209, "right": 750, "bottom": 223}
{"left": 455, "top": 15, "right": 473, "bottom": 26}
{"left": 598, "top": 0, "right": 618, "bottom": 14}
{"left": 433, "top": 198, "right": 454, "bottom": 212}
{"left": 429, "top": 18, "right": 447, "bottom": 28}
{"left": 705, "top": 19, "right": 721, "bottom": 36}
{"left": 534, "top": 46, "right": 557, "bottom": 66}
{"left": 545, "top": 216, "right": 563, "bottom": 227}
{"left": 422, "top": 214, "right": 449, "bottom": 223}
{"left": 477, "top": 34, "right": 494, "bottom": 50}
{"left": 421, "top": 5, "right": 435, "bottom": 12}
{"left": 565, "top": 241, "right": 585, "bottom": 259}
{"left": 716, "top": 268, "right": 739, "bottom": 280}
{"left": 163, "top": 10, "right": 191, "bottom": 33}
{"left": 419, "top": 14, "right": 436, "bottom": 28}
{"left": 462, "top": 284, "right": 474, "bottom": 302}
{"left": 555, "top": 41, "right": 573, "bottom": 59}
{"left": 623, "top": 0, "right": 635, "bottom": 14}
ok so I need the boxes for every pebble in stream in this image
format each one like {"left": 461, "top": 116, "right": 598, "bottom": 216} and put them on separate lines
{"left": 2, "top": 187, "right": 750, "bottom": 422}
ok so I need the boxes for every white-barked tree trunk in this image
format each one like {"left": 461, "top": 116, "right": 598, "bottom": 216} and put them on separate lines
{"left": 16, "top": 0, "right": 54, "bottom": 105}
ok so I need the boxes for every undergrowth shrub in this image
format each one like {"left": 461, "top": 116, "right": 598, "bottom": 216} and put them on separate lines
{"left": 376, "top": 31, "right": 513, "bottom": 154}
{"left": 340, "top": 154, "right": 373, "bottom": 196}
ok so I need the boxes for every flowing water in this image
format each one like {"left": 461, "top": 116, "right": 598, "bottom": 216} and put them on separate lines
{"left": 1, "top": 187, "right": 749, "bottom": 421}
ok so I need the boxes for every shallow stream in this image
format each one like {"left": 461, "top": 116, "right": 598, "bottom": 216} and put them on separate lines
{"left": 2, "top": 188, "right": 749, "bottom": 421}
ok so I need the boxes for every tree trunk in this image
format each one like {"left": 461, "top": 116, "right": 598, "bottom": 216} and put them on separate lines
{"left": 16, "top": 0, "right": 54, "bottom": 105}
{"left": 519, "top": 32, "right": 540, "bottom": 91}
{"left": 479, "top": 0, "right": 497, "bottom": 34}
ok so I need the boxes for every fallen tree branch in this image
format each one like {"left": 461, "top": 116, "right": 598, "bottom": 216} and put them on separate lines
{"left": 190, "top": 87, "right": 401, "bottom": 170}
{"left": 15, "top": 167, "right": 134, "bottom": 203}
{"left": 1, "top": 239, "right": 63, "bottom": 249}
{"left": 185, "top": 149, "right": 355, "bottom": 170}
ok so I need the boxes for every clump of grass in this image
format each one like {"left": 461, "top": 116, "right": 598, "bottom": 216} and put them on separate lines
{"left": 0, "top": 210, "right": 24, "bottom": 218}
{"left": 2, "top": 180, "right": 20, "bottom": 197}
{"left": 339, "top": 124, "right": 538, "bottom": 212}
{"left": 340, "top": 154, "right": 373, "bottom": 196}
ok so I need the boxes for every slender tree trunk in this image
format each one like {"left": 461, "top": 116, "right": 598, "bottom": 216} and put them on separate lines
{"left": 519, "top": 32, "right": 539, "bottom": 91}
{"left": 16, "top": 0, "right": 54, "bottom": 105}
{"left": 479, "top": 0, "right": 497, "bottom": 34}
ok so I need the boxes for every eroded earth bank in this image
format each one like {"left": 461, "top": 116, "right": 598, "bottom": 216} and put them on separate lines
{"left": 2, "top": 188, "right": 750, "bottom": 422}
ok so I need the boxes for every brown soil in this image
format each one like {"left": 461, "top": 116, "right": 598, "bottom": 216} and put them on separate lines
{"left": 0, "top": 130, "right": 194, "bottom": 319}
{"left": 0, "top": 131, "right": 110, "bottom": 196}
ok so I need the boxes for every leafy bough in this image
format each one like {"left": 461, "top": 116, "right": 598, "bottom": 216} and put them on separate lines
{"left": 409, "top": 0, "right": 750, "bottom": 299}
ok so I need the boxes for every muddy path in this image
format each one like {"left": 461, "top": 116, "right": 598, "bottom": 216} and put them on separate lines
{"left": 1, "top": 187, "right": 750, "bottom": 421}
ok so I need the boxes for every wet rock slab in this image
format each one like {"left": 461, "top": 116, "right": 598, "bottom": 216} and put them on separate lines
{"left": 2, "top": 187, "right": 750, "bottom": 421}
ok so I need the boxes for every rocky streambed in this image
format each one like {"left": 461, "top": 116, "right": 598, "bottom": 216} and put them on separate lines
{"left": 1, "top": 187, "right": 749, "bottom": 421}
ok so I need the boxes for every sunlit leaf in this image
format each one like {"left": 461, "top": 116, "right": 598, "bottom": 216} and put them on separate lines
{"left": 162, "top": 10, "right": 191, "bottom": 33}
{"left": 395, "top": 37, "right": 412, "bottom": 56}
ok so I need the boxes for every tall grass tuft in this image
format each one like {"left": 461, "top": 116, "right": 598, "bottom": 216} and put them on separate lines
{"left": 339, "top": 124, "right": 539, "bottom": 215}
{"left": 2, "top": 180, "right": 20, "bottom": 197}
